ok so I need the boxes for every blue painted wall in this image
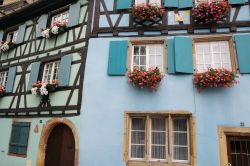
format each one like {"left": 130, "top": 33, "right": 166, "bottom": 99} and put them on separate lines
{"left": 79, "top": 37, "right": 250, "bottom": 166}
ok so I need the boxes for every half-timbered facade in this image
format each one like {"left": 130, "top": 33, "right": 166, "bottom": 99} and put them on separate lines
{"left": 80, "top": 0, "right": 250, "bottom": 166}
{"left": 0, "top": 0, "right": 93, "bottom": 165}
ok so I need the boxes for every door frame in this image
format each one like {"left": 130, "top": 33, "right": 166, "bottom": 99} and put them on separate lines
{"left": 36, "top": 118, "right": 79, "bottom": 166}
{"left": 218, "top": 126, "right": 250, "bottom": 166}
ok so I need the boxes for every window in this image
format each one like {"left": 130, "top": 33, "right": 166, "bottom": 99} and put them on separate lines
{"left": 9, "top": 122, "right": 30, "bottom": 156}
{"left": 0, "top": 71, "right": 8, "bottom": 87}
{"left": 135, "top": 0, "right": 161, "bottom": 6}
{"left": 124, "top": 113, "right": 195, "bottom": 165}
{"left": 195, "top": 0, "right": 217, "bottom": 4}
{"left": 42, "top": 60, "right": 60, "bottom": 83}
{"left": 51, "top": 10, "right": 69, "bottom": 26}
{"left": 193, "top": 36, "right": 237, "bottom": 73}
{"left": 131, "top": 42, "right": 165, "bottom": 72}
{"left": 6, "top": 30, "right": 18, "bottom": 43}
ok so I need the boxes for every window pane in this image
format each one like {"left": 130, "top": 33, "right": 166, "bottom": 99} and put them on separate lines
{"left": 173, "top": 133, "right": 188, "bottom": 145}
{"left": 140, "top": 46, "right": 146, "bottom": 55}
{"left": 133, "top": 56, "right": 140, "bottom": 65}
{"left": 173, "top": 146, "right": 188, "bottom": 161}
{"left": 152, "top": 118, "right": 166, "bottom": 131}
{"left": 135, "top": 0, "right": 146, "bottom": 5}
{"left": 140, "top": 56, "right": 146, "bottom": 66}
{"left": 132, "top": 118, "right": 145, "bottom": 130}
{"left": 151, "top": 146, "right": 166, "bottom": 159}
{"left": 149, "top": 0, "right": 161, "bottom": 6}
{"left": 131, "top": 131, "right": 145, "bottom": 144}
{"left": 131, "top": 145, "right": 145, "bottom": 158}
{"left": 152, "top": 132, "right": 166, "bottom": 145}
{"left": 134, "top": 46, "right": 140, "bottom": 55}
{"left": 173, "top": 119, "right": 187, "bottom": 131}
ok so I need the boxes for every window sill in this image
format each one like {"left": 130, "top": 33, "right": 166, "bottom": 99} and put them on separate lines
{"left": 8, "top": 152, "right": 27, "bottom": 158}
{"left": 127, "top": 161, "right": 193, "bottom": 166}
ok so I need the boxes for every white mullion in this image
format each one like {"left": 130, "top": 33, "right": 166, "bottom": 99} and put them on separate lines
{"left": 132, "top": 46, "right": 135, "bottom": 70}
{"left": 42, "top": 64, "right": 48, "bottom": 83}
{"left": 219, "top": 42, "right": 222, "bottom": 68}
{"left": 50, "top": 62, "right": 56, "bottom": 83}
{"left": 146, "top": 45, "right": 150, "bottom": 70}
{"left": 202, "top": 44, "right": 206, "bottom": 71}
{"left": 3, "top": 71, "right": 7, "bottom": 87}
{"left": 211, "top": 42, "right": 215, "bottom": 69}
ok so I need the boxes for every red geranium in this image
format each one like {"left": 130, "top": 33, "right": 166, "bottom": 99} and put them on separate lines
{"left": 0, "top": 86, "right": 6, "bottom": 97}
{"left": 131, "top": 3, "right": 165, "bottom": 21}
{"left": 193, "top": 68, "right": 238, "bottom": 93}
{"left": 192, "top": 0, "right": 231, "bottom": 24}
{"left": 127, "top": 67, "right": 163, "bottom": 91}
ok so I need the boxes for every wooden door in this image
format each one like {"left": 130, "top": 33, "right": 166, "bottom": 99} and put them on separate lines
{"left": 44, "top": 124, "right": 75, "bottom": 166}
{"left": 227, "top": 136, "right": 250, "bottom": 166}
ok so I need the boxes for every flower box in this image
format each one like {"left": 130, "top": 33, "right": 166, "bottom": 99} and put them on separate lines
{"left": 0, "top": 86, "right": 6, "bottom": 97}
{"left": 193, "top": 68, "right": 238, "bottom": 93}
{"left": 192, "top": 0, "right": 231, "bottom": 24}
{"left": 127, "top": 67, "right": 163, "bottom": 91}
{"left": 41, "top": 21, "right": 67, "bottom": 39}
{"left": 0, "top": 41, "right": 16, "bottom": 53}
{"left": 31, "top": 80, "right": 58, "bottom": 96}
{"left": 131, "top": 4, "right": 165, "bottom": 22}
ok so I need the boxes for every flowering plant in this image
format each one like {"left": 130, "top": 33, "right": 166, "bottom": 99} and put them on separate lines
{"left": 41, "top": 21, "right": 67, "bottom": 38}
{"left": 0, "top": 41, "right": 16, "bottom": 52}
{"left": 31, "top": 80, "right": 58, "bottom": 96}
{"left": 127, "top": 67, "right": 163, "bottom": 91}
{"left": 192, "top": 0, "right": 231, "bottom": 24}
{"left": 193, "top": 68, "right": 238, "bottom": 93}
{"left": 131, "top": 3, "right": 165, "bottom": 21}
{"left": 0, "top": 86, "right": 6, "bottom": 97}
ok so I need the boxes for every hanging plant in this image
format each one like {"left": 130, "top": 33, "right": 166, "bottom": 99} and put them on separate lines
{"left": 192, "top": 0, "right": 231, "bottom": 24}
{"left": 31, "top": 80, "right": 58, "bottom": 96}
{"left": 131, "top": 4, "right": 165, "bottom": 21}
{"left": 0, "top": 41, "right": 16, "bottom": 53}
{"left": 193, "top": 68, "right": 238, "bottom": 93}
{"left": 41, "top": 21, "right": 67, "bottom": 38}
{"left": 127, "top": 67, "right": 164, "bottom": 91}
{"left": 0, "top": 86, "right": 6, "bottom": 97}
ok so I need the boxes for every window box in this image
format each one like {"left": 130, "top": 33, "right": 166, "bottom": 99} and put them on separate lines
{"left": 191, "top": 0, "right": 231, "bottom": 24}
{"left": 0, "top": 41, "right": 16, "bottom": 52}
{"left": 131, "top": 4, "right": 165, "bottom": 23}
{"left": 127, "top": 67, "right": 163, "bottom": 91}
{"left": 31, "top": 80, "right": 58, "bottom": 96}
{"left": 193, "top": 68, "right": 238, "bottom": 92}
{"left": 41, "top": 21, "right": 67, "bottom": 39}
{"left": 0, "top": 86, "right": 6, "bottom": 97}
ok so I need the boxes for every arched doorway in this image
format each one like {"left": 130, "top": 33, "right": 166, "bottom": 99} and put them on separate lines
{"left": 44, "top": 124, "right": 75, "bottom": 166}
{"left": 36, "top": 118, "right": 79, "bottom": 166}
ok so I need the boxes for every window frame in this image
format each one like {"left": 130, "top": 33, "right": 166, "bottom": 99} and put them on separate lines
{"left": 8, "top": 120, "right": 31, "bottom": 158}
{"left": 123, "top": 112, "right": 196, "bottom": 166}
{"left": 48, "top": 6, "right": 70, "bottom": 27}
{"left": 134, "top": 0, "right": 163, "bottom": 6}
{"left": 192, "top": 35, "right": 238, "bottom": 73}
{"left": 41, "top": 60, "right": 61, "bottom": 84}
{"left": 6, "top": 30, "right": 18, "bottom": 43}
{"left": 0, "top": 70, "right": 8, "bottom": 87}
{"left": 128, "top": 38, "right": 167, "bottom": 73}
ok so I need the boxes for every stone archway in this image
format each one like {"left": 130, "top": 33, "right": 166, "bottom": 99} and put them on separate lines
{"left": 36, "top": 118, "right": 79, "bottom": 166}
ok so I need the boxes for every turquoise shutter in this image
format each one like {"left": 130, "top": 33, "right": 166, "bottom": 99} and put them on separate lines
{"left": 117, "top": 0, "right": 131, "bottom": 10}
{"left": 174, "top": 37, "right": 194, "bottom": 73}
{"left": 6, "top": 66, "right": 17, "bottom": 93}
{"left": 108, "top": 41, "right": 128, "bottom": 76}
{"left": 178, "top": 0, "right": 193, "bottom": 9}
{"left": 28, "top": 62, "right": 41, "bottom": 90}
{"left": 36, "top": 14, "right": 48, "bottom": 37}
{"left": 68, "top": 1, "right": 81, "bottom": 27}
{"left": 18, "top": 123, "right": 30, "bottom": 155}
{"left": 167, "top": 38, "right": 176, "bottom": 74}
{"left": 164, "top": 0, "right": 178, "bottom": 8}
{"left": 9, "top": 125, "right": 20, "bottom": 154}
{"left": 228, "top": 0, "right": 245, "bottom": 5}
{"left": 16, "top": 24, "right": 26, "bottom": 44}
{"left": 234, "top": 35, "right": 250, "bottom": 73}
{"left": 58, "top": 55, "right": 72, "bottom": 86}
{"left": 0, "top": 30, "right": 3, "bottom": 42}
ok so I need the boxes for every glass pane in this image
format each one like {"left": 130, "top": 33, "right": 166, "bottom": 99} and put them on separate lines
{"left": 204, "top": 54, "right": 212, "bottom": 63}
{"left": 151, "top": 146, "right": 166, "bottom": 159}
{"left": 140, "top": 56, "right": 146, "bottom": 66}
{"left": 134, "top": 46, "right": 139, "bottom": 55}
{"left": 133, "top": 56, "right": 139, "bottom": 65}
{"left": 131, "top": 145, "right": 145, "bottom": 158}
{"left": 173, "top": 146, "right": 188, "bottom": 161}
{"left": 131, "top": 131, "right": 145, "bottom": 144}
{"left": 131, "top": 118, "right": 145, "bottom": 130}
{"left": 149, "top": 55, "right": 155, "bottom": 66}
{"left": 152, "top": 132, "right": 166, "bottom": 144}
{"left": 173, "top": 119, "right": 187, "bottom": 131}
{"left": 221, "top": 53, "right": 230, "bottom": 63}
{"left": 155, "top": 45, "right": 163, "bottom": 55}
{"left": 173, "top": 133, "right": 188, "bottom": 146}
{"left": 140, "top": 46, "right": 146, "bottom": 55}
{"left": 213, "top": 53, "right": 221, "bottom": 63}
{"left": 152, "top": 119, "right": 165, "bottom": 131}
{"left": 149, "top": 45, "right": 155, "bottom": 55}
{"left": 196, "top": 54, "right": 203, "bottom": 64}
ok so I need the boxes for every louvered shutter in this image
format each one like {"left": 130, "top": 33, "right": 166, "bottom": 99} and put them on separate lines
{"left": 117, "top": 0, "right": 132, "bottom": 10}
{"left": 167, "top": 38, "right": 176, "bottom": 74}
{"left": 18, "top": 123, "right": 30, "bottom": 155}
{"left": 6, "top": 66, "right": 17, "bottom": 93}
{"left": 164, "top": 0, "right": 178, "bottom": 8}
{"left": 58, "top": 55, "right": 72, "bottom": 87}
{"left": 28, "top": 62, "right": 41, "bottom": 90}
{"left": 228, "top": 0, "right": 245, "bottom": 5}
{"left": 108, "top": 41, "right": 128, "bottom": 76}
{"left": 16, "top": 24, "right": 26, "bottom": 44}
{"left": 68, "top": 1, "right": 81, "bottom": 27}
{"left": 36, "top": 14, "right": 48, "bottom": 37}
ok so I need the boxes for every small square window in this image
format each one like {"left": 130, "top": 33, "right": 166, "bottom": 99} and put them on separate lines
{"left": 6, "top": 30, "right": 18, "bottom": 43}
{"left": 194, "top": 40, "right": 233, "bottom": 73}
{"left": 51, "top": 10, "right": 69, "bottom": 26}
{"left": 135, "top": 0, "right": 161, "bottom": 6}
{"left": 9, "top": 122, "right": 30, "bottom": 156}
{"left": 130, "top": 42, "right": 164, "bottom": 72}
{"left": 42, "top": 60, "right": 60, "bottom": 83}
{"left": 0, "top": 71, "right": 8, "bottom": 87}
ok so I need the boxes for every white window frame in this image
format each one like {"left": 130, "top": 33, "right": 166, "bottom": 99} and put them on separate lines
{"left": 42, "top": 61, "right": 60, "bottom": 84}
{"left": 6, "top": 30, "right": 18, "bottom": 43}
{"left": 0, "top": 71, "right": 8, "bottom": 87}
{"left": 129, "top": 117, "right": 146, "bottom": 161}
{"left": 195, "top": 0, "right": 213, "bottom": 4}
{"left": 131, "top": 44, "right": 164, "bottom": 72}
{"left": 172, "top": 118, "right": 190, "bottom": 163}
{"left": 51, "top": 10, "right": 69, "bottom": 26}
{"left": 194, "top": 41, "right": 232, "bottom": 73}
{"left": 149, "top": 118, "right": 168, "bottom": 162}
{"left": 135, "top": 0, "right": 162, "bottom": 6}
